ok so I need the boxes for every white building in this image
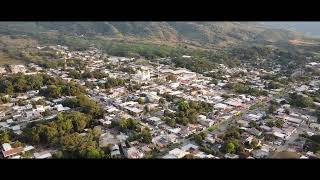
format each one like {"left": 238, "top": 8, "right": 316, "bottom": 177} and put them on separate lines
{"left": 10, "top": 65, "right": 27, "bottom": 74}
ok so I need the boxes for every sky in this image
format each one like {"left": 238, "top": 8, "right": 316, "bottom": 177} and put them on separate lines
{"left": 261, "top": 22, "right": 320, "bottom": 37}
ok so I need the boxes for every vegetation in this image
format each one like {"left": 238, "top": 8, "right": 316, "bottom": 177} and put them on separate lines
{"left": 303, "top": 135, "right": 320, "bottom": 154}
{"left": 22, "top": 111, "right": 105, "bottom": 158}
{"left": 226, "top": 82, "right": 268, "bottom": 96}
{"left": 62, "top": 94, "right": 104, "bottom": 119}
{"left": 0, "top": 73, "right": 85, "bottom": 98}
{"left": 171, "top": 100, "right": 213, "bottom": 125}
{"left": 289, "top": 93, "right": 314, "bottom": 108}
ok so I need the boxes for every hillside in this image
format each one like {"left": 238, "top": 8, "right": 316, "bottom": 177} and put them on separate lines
{"left": 0, "top": 22, "right": 302, "bottom": 48}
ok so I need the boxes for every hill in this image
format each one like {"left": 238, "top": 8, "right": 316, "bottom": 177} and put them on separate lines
{"left": 0, "top": 22, "right": 302, "bottom": 48}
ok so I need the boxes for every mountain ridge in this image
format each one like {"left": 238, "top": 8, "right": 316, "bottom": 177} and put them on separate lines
{"left": 0, "top": 22, "right": 303, "bottom": 48}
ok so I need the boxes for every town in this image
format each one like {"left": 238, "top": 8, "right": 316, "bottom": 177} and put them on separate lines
{"left": 0, "top": 45, "right": 319, "bottom": 159}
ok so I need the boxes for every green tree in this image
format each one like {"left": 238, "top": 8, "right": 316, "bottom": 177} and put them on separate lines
{"left": 46, "top": 85, "right": 62, "bottom": 98}
{"left": 178, "top": 100, "right": 190, "bottom": 111}
{"left": 137, "top": 97, "right": 145, "bottom": 105}
{"left": 0, "top": 130, "right": 11, "bottom": 144}
{"left": 225, "top": 142, "right": 236, "bottom": 154}
{"left": 141, "top": 128, "right": 152, "bottom": 144}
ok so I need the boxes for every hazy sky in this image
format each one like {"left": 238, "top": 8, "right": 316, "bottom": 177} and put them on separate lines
{"left": 261, "top": 22, "right": 320, "bottom": 37}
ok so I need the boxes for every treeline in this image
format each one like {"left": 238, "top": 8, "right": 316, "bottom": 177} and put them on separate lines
{"left": 225, "top": 82, "right": 268, "bottom": 96}
{"left": 288, "top": 93, "right": 314, "bottom": 108}
{"left": 0, "top": 73, "right": 84, "bottom": 97}
{"left": 111, "top": 118, "right": 152, "bottom": 144}
{"left": 22, "top": 111, "right": 105, "bottom": 158}
{"left": 163, "top": 100, "right": 213, "bottom": 126}
{"left": 62, "top": 94, "right": 104, "bottom": 119}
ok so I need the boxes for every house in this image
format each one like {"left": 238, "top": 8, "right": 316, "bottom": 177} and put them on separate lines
{"left": 181, "top": 143, "right": 199, "bottom": 153}
{"left": 224, "top": 153, "right": 239, "bottom": 159}
{"left": 224, "top": 99, "right": 243, "bottom": 107}
{"left": 246, "top": 113, "right": 263, "bottom": 121}
{"left": 168, "top": 127, "right": 181, "bottom": 134}
{"left": 11, "top": 125, "right": 21, "bottom": 131}
{"left": 237, "top": 120, "right": 249, "bottom": 127}
{"left": 124, "top": 107, "right": 143, "bottom": 117}
{"left": 163, "top": 148, "right": 189, "bottom": 159}
{"left": 284, "top": 116, "right": 303, "bottom": 124}
{"left": 273, "top": 131, "right": 286, "bottom": 139}
{"left": 54, "top": 104, "right": 65, "bottom": 112}
{"left": 2, "top": 143, "right": 24, "bottom": 158}
{"left": 198, "top": 118, "right": 215, "bottom": 127}
{"left": 260, "top": 125, "right": 272, "bottom": 132}
{"left": 33, "top": 151, "right": 52, "bottom": 159}
{"left": 247, "top": 128, "right": 262, "bottom": 136}
{"left": 195, "top": 152, "right": 217, "bottom": 159}
{"left": 116, "top": 133, "right": 129, "bottom": 143}
{"left": 0, "top": 67, "right": 7, "bottom": 74}
{"left": 2, "top": 143, "right": 12, "bottom": 151}
{"left": 144, "top": 92, "right": 161, "bottom": 103}
{"left": 310, "top": 123, "right": 320, "bottom": 130}
{"left": 35, "top": 105, "right": 45, "bottom": 113}
{"left": 124, "top": 147, "right": 144, "bottom": 159}
{"left": 10, "top": 65, "right": 27, "bottom": 74}
{"left": 99, "top": 119, "right": 112, "bottom": 126}
{"left": 251, "top": 149, "right": 269, "bottom": 158}
{"left": 110, "top": 145, "right": 121, "bottom": 157}
{"left": 24, "top": 146, "right": 35, "bottom": 152}
{"left": 148, "top": 116, "right": 163, "bottom": 126}
{"left": 99, "top": 132, "right": 120, "bottom": 147}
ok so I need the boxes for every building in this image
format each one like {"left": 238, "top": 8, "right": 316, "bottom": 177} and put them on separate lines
{"left": 198, "top": 117, "right": 215, "bottom": 127}
{"left": 33, "top": 151, "right": 52, "bottom": 159}
{"left": 124, "top": 147, "right": 144, "bottom": 159}
{"left": 134, "top": 69, "right": 151, "bottom": 82}
{"left": 10, "top": 65, "right": 27, "bottom": 74}
{"left": 284, "top": 116, "right": 303, "bottom": 124}
{"left": 0, "top": 67, "right": 7, "bottom": 74}
{"left": 148, "top": 116, "right": 162, "bottom": 126}
{"left": 163, "top": 148, "right": 189, "bottom": 159}
{"left": 2, "top": 143, "right": 24, "bottom": 158}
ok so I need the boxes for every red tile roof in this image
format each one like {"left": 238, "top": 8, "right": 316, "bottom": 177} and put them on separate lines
{"left": 2, "top": 147, "right": 24, "bottom": 158}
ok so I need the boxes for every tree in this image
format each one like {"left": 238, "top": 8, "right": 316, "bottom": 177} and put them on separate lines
{"left": 274, "top": 119, "right": 284, "bottom": 128}
{"left": 52, "top": 151, "right": 64, "bottom": 158}
{"left": 194, "top": 134, "right": 203, "bottom": 145}
{"left": 268, "top": 104, "right": 277, "bottom": 114}
{"left": 0, "top": 80, "right": 14, "bottom": 94}
{"left": 199, "top": 131, "right": 207, "bottom": 139}
{"left": 164, "top": 117, "right": 176, "bottom": 127}
{"left": 225, "top": 142, "right": 236, "bottom": 154}
{"left": 223, "top": 127, "right": 241, "bottom": 140}
{"left": 141, "top": 128, "right": 152, "bottom": 144}
{"left": 0, "top": 130, "right": 11, "bottom": 144}
{"left": 12, "top": 140, "right": 25, "bottom": 148}
{"left": 29, "top": 74, "right": 44, "bottom": 89}
{"left": 68, "top": 69, "right": 81, "bottom": 79}
{"left": 289, "top": 93, "right": 313, "bottom": 108}
{"left": 137, "top": 97, "right": 145, "bottom": 105}
{"left": 46, "top": 85, "right": 62, "bottom": 98}
{"left": 178, "top": 100, "right": 189, "bottom": 111}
